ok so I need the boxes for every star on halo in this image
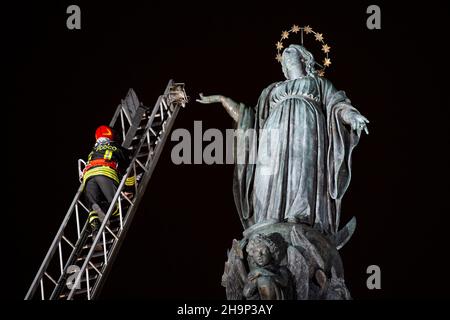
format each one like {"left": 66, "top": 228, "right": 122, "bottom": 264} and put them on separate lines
{"left": 275, "top": 53, "right": 283, "bottom": 62}
{"left": 304, "top": 25, "right": 313, "bottom": 34}
{"left": 315, "top": 33, "right": 324, "bottom": 42}
{"left": 276, "top": 41, "right": 284, "bottom": 50}
{"left": 322, "top": 44, "right": 331, "bottom": 53}
{"left": 281, "top": 31, "right": 289, "bottom": 39}
{"left": 291, "top": 25, "right": 301, "bottom": 33}
{"left": 323, "top": 58, "right": 331, "bottom": 67}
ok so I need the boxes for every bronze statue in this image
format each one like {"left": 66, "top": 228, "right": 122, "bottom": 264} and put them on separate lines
{"left": 199, "top": 33, "right": 368, "bottom": 300}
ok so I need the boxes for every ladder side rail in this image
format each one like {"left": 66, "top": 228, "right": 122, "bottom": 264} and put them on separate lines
{"left": 109, "top": 104, "right": 122, "bottom": 128}
{"left": 122, "top": 106, "right": 147, "bottom": 148}
{"left": 121, "top": 102, "right": 133, "bottom": 126}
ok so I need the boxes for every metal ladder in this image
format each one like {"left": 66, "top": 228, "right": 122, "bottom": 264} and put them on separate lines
{"left": 25, "top": 80, "right": 188, "bottom": 300}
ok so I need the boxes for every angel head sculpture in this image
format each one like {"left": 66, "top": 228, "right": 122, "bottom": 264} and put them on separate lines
{"left": 246, "top": 233, "right": 280, "bottom": 267}
{"left": 243, "top": 233, "right": 292, "bottom": 300}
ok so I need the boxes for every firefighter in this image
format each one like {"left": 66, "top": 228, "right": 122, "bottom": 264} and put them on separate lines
{"left": 83, "top": 125, "right": 136, "bottom": 233}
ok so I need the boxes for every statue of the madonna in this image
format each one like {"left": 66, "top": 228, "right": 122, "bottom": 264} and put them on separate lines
{"left": 197, "top": 44, "right": 369, "bottom": 235}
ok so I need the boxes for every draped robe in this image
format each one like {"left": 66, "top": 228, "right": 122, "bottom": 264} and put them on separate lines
{"left": 233, "top": 75, "right": 361, "bottom": 235}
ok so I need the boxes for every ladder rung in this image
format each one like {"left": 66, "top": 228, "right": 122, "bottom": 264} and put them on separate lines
{"left": 59, "top": 288, "right": 88, "bottom": 299}
{"left": 59, "top": 273, "right": 98, "bottom": 298}
{"left": 87, "top": 261, "right": 104, "bottom": 270}
{"left": 109, "top": 217, "right": 123, "bottom": 224}
{"left": 78, "top": 273, "right": 98, "bottom": 283}
{"left": 76, "top": 251, "right": 106, "bottom": 262}
{"left": 137, "top": 152, "right": 149, "bottom": 158}
{"left": 86, "top": 227, "right": 119, "bottom": 239}
{"left": 82, "top": 239, "right": 114, "bottom": 250}
{"left": 135, "top": 144, "right": 151, "bottom": 152}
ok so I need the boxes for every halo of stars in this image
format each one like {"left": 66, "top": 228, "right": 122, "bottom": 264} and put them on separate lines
{"left": 275, "top": 25, "right": 332, "bottom": 77}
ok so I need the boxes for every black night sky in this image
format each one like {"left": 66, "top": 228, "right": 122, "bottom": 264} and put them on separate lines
{"left": 11, "top": 0, "right": 450, "bottom": 303}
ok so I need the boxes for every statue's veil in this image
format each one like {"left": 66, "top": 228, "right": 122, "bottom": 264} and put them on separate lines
{"left": 282, "top": 45, "right": 317, "bottom": 77}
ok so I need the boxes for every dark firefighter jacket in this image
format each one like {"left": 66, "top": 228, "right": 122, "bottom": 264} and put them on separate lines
{"left": 82, "top": 140, "right": 136, "bottom": 188}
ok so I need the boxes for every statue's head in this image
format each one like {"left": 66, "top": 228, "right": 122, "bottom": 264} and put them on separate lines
{"left": 281, "top": 44, "right": 316, "bottom": 80}
{"left": 246, "top": 233, "right": 279, "bottom": 267}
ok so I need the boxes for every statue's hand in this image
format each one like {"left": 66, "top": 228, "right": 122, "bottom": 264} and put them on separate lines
{"left": 196, "top": 93, "right": 222, "bottom": 104}
{"left": 343, "top": 111, "right": 369, "bottom": 136}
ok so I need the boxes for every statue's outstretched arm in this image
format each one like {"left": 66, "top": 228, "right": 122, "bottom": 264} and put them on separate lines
{"left": 321, "top": 77, "right": 369, "bottom": 136}
{"left": 196, "top": 93, "right": 240, "bottom": 122}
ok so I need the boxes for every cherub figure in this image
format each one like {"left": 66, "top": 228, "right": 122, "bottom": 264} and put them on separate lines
{"left": 243, "top": 233, "right": 292, "bottom": 300}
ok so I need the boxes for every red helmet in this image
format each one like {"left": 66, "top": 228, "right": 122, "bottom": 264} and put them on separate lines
{"left": 95, "top": 125, "right": 115, "bottom": 141}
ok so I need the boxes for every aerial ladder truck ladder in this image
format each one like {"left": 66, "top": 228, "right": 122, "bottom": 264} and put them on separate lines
{"left": 25, "top": 80, "right": 188, "bottom": 300}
